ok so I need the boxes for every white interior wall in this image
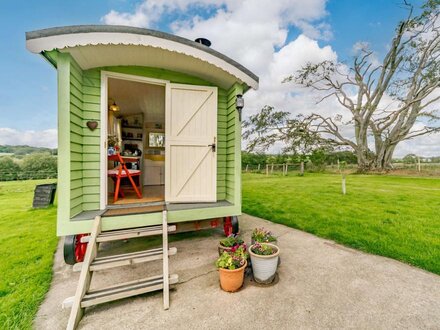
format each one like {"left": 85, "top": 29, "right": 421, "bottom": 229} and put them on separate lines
{"left": 108, "top": 78, "right": 165, "bottom": 124}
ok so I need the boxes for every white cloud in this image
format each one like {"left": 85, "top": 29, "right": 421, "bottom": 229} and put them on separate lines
{"left": 102, "top": 0, "right": 223, "bottom": 27}
{"left": 101, "top": 0, "right": 336, "bottom": 114}
{"left": 100, "top": 0, "right": 440, "bottom": 157}
{"left": 394, "top": 133, "right": 440, "bottom": 157}
{"left": 0, "top": 128, "right": 57, "bottom": 148}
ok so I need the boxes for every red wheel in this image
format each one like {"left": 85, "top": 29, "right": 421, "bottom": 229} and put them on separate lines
{"left": 64, "top": 234, "right": 88, "bottom": 265}
{"left": 74, "top": 234, "right": 88, "bottom": 263}
{"left": 223, "top": 216, "right": 239, "bottom": 236}
{"left": 223, "top": 217, "right": 233, "bottom": 236}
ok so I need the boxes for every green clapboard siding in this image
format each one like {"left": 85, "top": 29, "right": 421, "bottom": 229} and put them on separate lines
{"left": 56, "top": 61, "right": 242, "bottom": 232}
{"left": 225, "top": 83, "right": 243, "bottom": 208}
{"left": 55, "top": 54, "right": 102, "bottom": 220}
{"left": 69, "top": 58, "right": 84, "bottom": 218}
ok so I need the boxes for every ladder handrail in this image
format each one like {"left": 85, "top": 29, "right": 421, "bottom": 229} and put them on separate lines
{"left": 162, "top": 209, "right": 170, "bottom": 310}
{"left": 67, "top": 215, "right": 102, "bottom": 330}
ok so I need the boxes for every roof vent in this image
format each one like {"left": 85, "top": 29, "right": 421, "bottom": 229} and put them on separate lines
{"left": 195, "top": 38, "right": 211, "bottom": 47}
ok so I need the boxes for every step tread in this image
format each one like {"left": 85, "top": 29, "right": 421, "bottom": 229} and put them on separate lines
{"left": 98, "top": 225, "right": 163, "bottom": 237}
{"left": 96, "top": 225, "right": 176, "bottom": 242}
{"left": 80, "top": 274, "right": 178, "bottom": 308}
{"left": 89, "top": 247, "right": 177, "bottom": 271}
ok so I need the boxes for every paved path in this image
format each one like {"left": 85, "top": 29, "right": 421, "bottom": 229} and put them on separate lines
{"left": 35, "top": 214, "right": 440, "bottom": 329}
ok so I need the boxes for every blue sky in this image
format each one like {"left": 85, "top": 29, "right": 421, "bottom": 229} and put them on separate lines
{"left": 0, "top": 0, "right": 432, "bottom": 156}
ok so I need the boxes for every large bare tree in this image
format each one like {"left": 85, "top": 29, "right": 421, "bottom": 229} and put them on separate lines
{"left": 283, "top": 0, "right": 440, "bottom": 171}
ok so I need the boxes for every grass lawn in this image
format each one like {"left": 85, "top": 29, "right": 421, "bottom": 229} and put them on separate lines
{"left": 242, "top": 173, "right": 440, "bottom": 275}
{"left": 0, "top": 180, "right": 57, "bottom": 329}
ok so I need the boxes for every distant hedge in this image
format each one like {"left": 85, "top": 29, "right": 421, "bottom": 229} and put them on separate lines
{"left": 0, "top": 153, "right": 57, "bottom": 181}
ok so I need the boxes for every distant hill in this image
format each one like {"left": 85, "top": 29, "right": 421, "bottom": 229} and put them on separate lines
{"left": 0, "top": 145, "right": 57, "bottom": 156}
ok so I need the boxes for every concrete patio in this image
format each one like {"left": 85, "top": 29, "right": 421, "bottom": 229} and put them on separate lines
{"left": 35, "top": 214, "right": 440, "bottom": 329}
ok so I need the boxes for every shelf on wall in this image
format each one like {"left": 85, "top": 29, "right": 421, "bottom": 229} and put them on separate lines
{"left": 122, "top": 125, "right": 143, "bottom": 129}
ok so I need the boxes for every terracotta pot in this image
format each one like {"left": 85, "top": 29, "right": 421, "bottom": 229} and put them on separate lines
{"left": 218, "top": 260, "right": 247, "bottom": 292}
{"left": 249, "top": 243, "right": 280, "bottom": 284}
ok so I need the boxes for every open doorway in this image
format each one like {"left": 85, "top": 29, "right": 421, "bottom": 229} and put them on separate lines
{"left": 107, "top": 77, "right": 165, "bottom": 206}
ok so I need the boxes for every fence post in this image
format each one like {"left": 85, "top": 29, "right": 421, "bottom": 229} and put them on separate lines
{"left": 257, "top": 164, "right": 260, "bottom": 172}
{"left": 417, "top": 157, "right": 421, "bottom": 172}
{"left": 342, "top": 174, "right": 346, "bottom": 195}
{"left": 300, "top": 161, "right": 304, "bottom": 176}
{"left": 245, "top": 164, "right": 249, "bottom": 172}
{"left": 271, "top": 163, "right": 274, "bottom": 174}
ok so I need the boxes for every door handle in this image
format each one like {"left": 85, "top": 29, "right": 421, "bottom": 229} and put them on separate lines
{"left": 208, "top": 143, "right": 216, "bottom": 152}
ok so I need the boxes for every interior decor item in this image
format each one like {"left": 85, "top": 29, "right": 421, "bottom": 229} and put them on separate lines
{"left": 108, "top": 99, "right": 120, "bottom": 112}
{"left": 86, "top": 121, "right": 98, "bottom": 131}
{"left": 149, "top": 132, "right": 165, "bottom": 147}
{"left": 218, "top": 234, "right": 245, "bottom": 256}
{"left": 251, "top": 227, "right": 277, "bottom": 245}
{"left": 215, "top": 247, "right": 248, "bottom": 292}
{"left": 249, "top": 243, "right": 280, "bottom": 284}
{"left": 107, "top": 135, "right": 119, "bottom": 147}
{"left": 107, "top": 147, "right": 115, "bottom": 156}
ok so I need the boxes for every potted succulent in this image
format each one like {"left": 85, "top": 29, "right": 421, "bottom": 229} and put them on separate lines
{"left": 249, "top": 242, "right": 280, "bottom": 284}
{"left": 218, "top": 234, "right": 245, "bottom": 256}
{"left": 251, "top": 227, "right": 277, "bottom": 245}
{"left": 215, "top": 247, "right": 248, "bottom": 292}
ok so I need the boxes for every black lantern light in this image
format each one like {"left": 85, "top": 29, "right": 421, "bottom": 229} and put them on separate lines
{"left": 236, "top": 94, "right": 244, "bottom": 121}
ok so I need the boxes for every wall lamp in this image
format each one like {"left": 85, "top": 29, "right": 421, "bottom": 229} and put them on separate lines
{"left": 236, "top": 94, "right": 244, "bottom": 121}
{"left": 108, "top": 98, "right": 120, "bottom": 112}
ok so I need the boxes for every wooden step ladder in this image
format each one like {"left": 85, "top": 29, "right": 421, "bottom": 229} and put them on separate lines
{"left": 64, "top": 210, "right": 177, "bottom": 330}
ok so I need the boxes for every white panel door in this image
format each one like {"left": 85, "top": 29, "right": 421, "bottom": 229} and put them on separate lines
{"left": 165, "top": 83, "right": 217, "bottom": 202}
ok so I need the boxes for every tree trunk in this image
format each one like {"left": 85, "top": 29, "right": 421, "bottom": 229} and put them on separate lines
{"left": 373, "top": 143, "right": 396, "bottom": 170}
{"left": 354, "top": 122, "right": 371, "bottom": 172}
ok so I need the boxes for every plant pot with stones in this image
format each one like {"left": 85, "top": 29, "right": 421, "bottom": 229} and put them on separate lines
{"left": 249, "top": 243, "right": 280, "bottom": 284}
{"left": 215, "top": 247, "right": 248, "bottom": 292}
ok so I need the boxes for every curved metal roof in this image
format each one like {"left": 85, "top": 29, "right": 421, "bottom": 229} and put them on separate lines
{"left": 26, "top": 25, "right": 259, "bottom": 90}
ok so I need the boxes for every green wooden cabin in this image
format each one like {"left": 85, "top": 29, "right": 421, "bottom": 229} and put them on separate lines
{"left": 26, "top": 25, "right": 259, "bottom": 249}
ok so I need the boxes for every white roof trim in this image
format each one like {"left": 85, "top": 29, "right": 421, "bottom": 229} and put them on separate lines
{"left": 26, "top": 30, "right": 259, "bottom": 90}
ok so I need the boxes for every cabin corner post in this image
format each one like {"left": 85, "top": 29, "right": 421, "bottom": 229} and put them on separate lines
{"left": 56, "top": 53, "right": 72, "bottom": 235}
{"left": 99, "top": 71, "right": 108, "bottom": 210}
{"left": 225, "top": 83, "right": 243, "bottom": 213}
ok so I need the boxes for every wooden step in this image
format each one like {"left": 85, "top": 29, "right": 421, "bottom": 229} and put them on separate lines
{"left": 96, "top": 225, "right": 176, "bottom": 243}
{"left": 73, "top": 247, "right": 177, "bottom": 272}
{"left": 80, "top": 274, "right": 178, "bottom": 308}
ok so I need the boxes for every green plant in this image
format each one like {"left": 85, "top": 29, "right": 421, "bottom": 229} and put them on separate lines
{"left": 251, "top": 242, "right": 277, "bottom": 256}
{"left": 219, "top": 234, "right": 244, "bottom": 247}
{"left": 108, "top": 135, "right": 119, "bottom": 147}
{"left": 252, "top": 227, "right": 276, "bottom": 243}
{"left": 215, "top": 247, "right": 248, "bottom": 270}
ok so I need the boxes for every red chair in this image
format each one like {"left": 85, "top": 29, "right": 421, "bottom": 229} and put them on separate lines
{"left": 108, "top": 153, "right": 142, "bottom": 203}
